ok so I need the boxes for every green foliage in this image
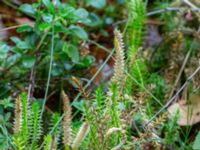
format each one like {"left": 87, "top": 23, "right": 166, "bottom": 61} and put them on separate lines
{"left": 127, "top": 59, "right": 148, "bottom": 93}
{"left": 42, "top": 0, "right": 55, "bottom": 14}
{"left": 87, "top": 95, "right": 124, "bottom": 149}
{"left": 147, "top": 74, "right": 166, "bottom": 100}
{"left": 11, "top": 93, "right": 63, "bottom": 150}
{"left": 0, "top": 42, "right": 10, "bottom": 60}
{"left": 0, "top": 97, "right": 13, "bottom": 150}
{"left": 0, "top": 125, "right": 12, "bottom": 150}
{"left": 29, "top": 102, "right": 42, "bottom": 149}
{"left": 50, "top": 113, "right": 61, "bottom": 136}
{"left": 19, "top": 4, "right": 36, "bottom": 16}
{"left": 163, "top": 112, "right": 180, "bottom": 148}
{"left": 0, "top": 97, "right": 13, "bottom": 113}
{"left": 0, "top": 0, "right": 95, "bottom": 97}
{"left": 20, "top": 93, "right": 29, "bottom": 143}
{"left": 1, "top": 0, "right": 199, "bottom": 149}
{"left": 95, "top": 88, "right": 105, "bottom": 111}
{"left": 0, "top": 134, "right": 9, "bottom": 150}
{"left": 44, "top": 134, "right": 52, "bottom": 150}
{"left": 63, "top": 43, "right": 79, "bottom": 63}
{"left": 84, "top": 101, "right": 100, "bottom": 149}
{"left": 69, "top": 25, "right": 88, "bottom": 40}
{"left": 13, "top": 136, "right": 26, "bottom": 150}
{"left": 126, "top": 0, "right": 146, "bottom": 59}
{"left": 85, "top": 0, "right": 106, "bottom": 9}
{"left": 49, "top": 113, "right": 61, "bottom": 149}
{"left": 124, "top": 0, "right": 148, "bottom": 95}
{"left": 83, "top": 84, "right": 125, "bottom": 149}
{"left": 193, "top": 132, "right": 200, "bottom": 150}
{"left": 108, "top": 83, "right": 121, "bottom": 128}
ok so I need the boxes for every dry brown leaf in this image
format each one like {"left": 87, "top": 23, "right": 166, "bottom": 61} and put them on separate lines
{"left": 168, "top": 96, "right": 200, "bottom": 126}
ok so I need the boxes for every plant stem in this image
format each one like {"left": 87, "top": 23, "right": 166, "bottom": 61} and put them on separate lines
{"left": 168, "top": 45, "right": 193, "bottom": 99}
{"left": 125, "top": 70, "right": 163, "bottom": 106}
{"left": 87, "top": 41, "right": 162, "bottom": 106}
{"left": 0, "top": 23, "right": 34, "bottom": 32}
{"left": 39, "top": 45, "right": 114, "bottom": 150}
{"left": 41, "top": 25, "right": 55, "bottom": 116}
{"left": 72, "top": 48, "right": 115, "bottom": 103}
{"left": 144, "top": 65, "right": 200, "bottom": 127}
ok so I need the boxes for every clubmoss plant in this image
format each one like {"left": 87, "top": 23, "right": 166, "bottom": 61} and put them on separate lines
{"left": 49, "top": 113, "right": 61, "bottom": 150}
{"left": 12, "top": 93, "right": 44, "bottom": 149}
{"left": 11, "top": 92, "right": 65, "bottom": 150}
{"left": 83, "top": 29, "right": 127, "bottom": 149}
{"left": 44, "top": 134, "right": 52, "bottom": 150}
{"left": 61, "top": 90, "right": 72, "bottom": 148}
{"left": 29, "top": 102, "right": 42, "bottom": 149}
{"left": 125, "top": 0, "right": 148, "bottom": 95}
{"left": 13, "top": 96, "right": 21, "bottom": 134}
{"left": 111, "top": 29, "right": 126, "bottom": 87}
{"left": 126, "top": 0, "right": 146, "bottom": 64}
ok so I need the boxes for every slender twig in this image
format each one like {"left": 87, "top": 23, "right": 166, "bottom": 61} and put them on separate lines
{"left": 85, "top": 41, "right": 162, "bottom": 106}
{"left": 73, "top": 48, "right": 115, "bottom": 102}
{"left": 87, "top": 39, "right": 115, "bottom": 59}
{"left": 125, "top": 71, "right": 163, "bottom": 106}
{"left": 35, "top": 30, "right": 49, "bottom": 52}
{"left": 169, "top": 44, "right": 193, "bottom": 99}
{"left": 146, "top": 7, "right": 180, "bottom": 16}
{"left": 27, "top": 65, "right": 36, "bottom": 102}
{"left": 2, "top": 0, "right": 18, "bottom": 9}
{"left": 183, "top": 0, "right": 198, "bottom": 9}
{"left": 26, "top": 29, "right": 49, "bottom": 102}
{"left": 144, "top": 65, "right": 200, "bottom": 127}
{"left": 169, "top": 27, "right": 200, "bottom": 99}
{"left": 113, "top": 7, "right": 200, "bottom": 26}
{"left": 40, "top": 24, "right": 55, "bottom": 116}
{"left": 0, "top": 23, "right": 34, "bottom": 32}
{"left": 39, "top": 44, "right": 115, "bottom": 150}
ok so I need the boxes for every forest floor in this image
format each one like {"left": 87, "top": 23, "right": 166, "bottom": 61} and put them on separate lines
{"left": 1, "top": 0, "right": 200, "bottom": 150}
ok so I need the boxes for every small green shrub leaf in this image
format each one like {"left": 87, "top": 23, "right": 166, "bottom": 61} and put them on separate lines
{"left": 42, "top": 13, "right": 53, "bottom": 23}
{"left": 0, "top": 43, "right": 9, "bottom": 59}
{"left": 42, "top": 0, "right": 55, "bottom": 13}
{"left": 37, "top": 23, "right": 51, "bottom": 31}
{"left": 72, "top": 100, "right": 84, "bottom": 112}
{"left": 19, "top": 4, "right": 36, "bottom": 16}
{"left": 69, "top": 25, "right": 88, "bottom": 40}
{"left": 0, "top": 97, "right": 13, "bottom": 109}
{"left": 76, "top": 55, "right": 95, "bottom": 68}
{"left": 63, "top": 43, "right": 79, "bottom": 63}
{"left": 58, "top": 4, "right": 76, "bottom": 19}
{"left": 87, "top": 13, "right": 102, "bottom": 27}
{"left": 87, "top": 0, "right": 106, "bottom": 9}
{"left": 22, "top": 56, "right": 36, "bottom": 68}
{"left": 17, "top": 25, "right": 32, "bottom": 33}
{"left": 75, "top": 8, "right": 89, "bottom": 19}
{"left": 193, "top": 132, "right": 200, "bottom": 150}
{"left": 11, "top": 37, "right": 31, "bottom": 50}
